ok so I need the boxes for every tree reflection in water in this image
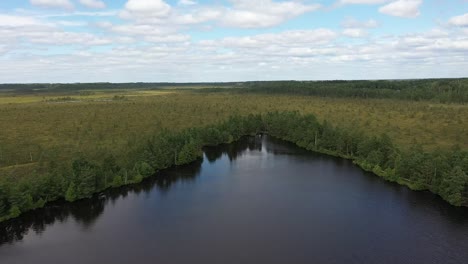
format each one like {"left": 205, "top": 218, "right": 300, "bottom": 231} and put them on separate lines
{"left": 0, "top": 136, "right": 261, "bottom": 245}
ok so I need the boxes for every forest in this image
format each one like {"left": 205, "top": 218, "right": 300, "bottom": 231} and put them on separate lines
{"left": 3, "top": 78, "right": 467, "bottom": 103}
{"left": 200, "top": 78, "right": 468, "bottom": 103}
{"left": 0, "top": 80, "right": 467, "bottom": 222}
{"left": 1, "top": 112, "right": 467, "bottom": 222}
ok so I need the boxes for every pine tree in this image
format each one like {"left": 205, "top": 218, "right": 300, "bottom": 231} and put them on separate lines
{"left": 0, "top": 199, "right": 6, "bottom": 217}
{"left": 9, "top": 206, "right": 21, "bottom": 218}
{"left": 65, "top": 182, "right": 77, "bottom": 202}
{"left": 440, "top": 166, "right": 467, "bottom": 206}
{"left": 0, "top": 184, "right": 7, "bottom": 217}
{"left": 72, "top": 158, "right": 97, "bottom": 199}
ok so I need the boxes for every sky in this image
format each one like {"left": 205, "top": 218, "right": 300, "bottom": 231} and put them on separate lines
{"left": 0, "top": 0, "right": 467, "bottom": 83}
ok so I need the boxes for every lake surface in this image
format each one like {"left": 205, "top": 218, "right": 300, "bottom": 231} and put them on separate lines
{"left": 1, "top": 135, "right": 468, "bottom": 264}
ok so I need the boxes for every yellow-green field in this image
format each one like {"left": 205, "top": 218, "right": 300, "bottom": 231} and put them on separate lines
{"left": 1, "top": 89, "right": 467, "bottom": 179}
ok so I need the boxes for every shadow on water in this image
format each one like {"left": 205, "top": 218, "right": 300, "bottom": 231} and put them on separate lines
{"left": 266, "top": 136, "right": 468, "bottom": 226}
{"left": 0, "top": 136, "right": 468, "bottom": 263}
{"left": 203, "top": 135, "right": 262, "bottom": 163}
{"left": 0, "top": 136, "right": 259, "bottom": 245}
{"left": 0, "top": 197, "right": 106, "bottom": 244}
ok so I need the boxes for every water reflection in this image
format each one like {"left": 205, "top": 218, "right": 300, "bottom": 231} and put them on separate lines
{"left": 0, "top": 197, "right": 106, "bottom": 244}
{"left": 0, "top": 136, "right": 259, "bottom": 245}
{"left": 1, "top": 135, "right": 468, "bottom": 264}
{"left": 204, "top": 135, "right": 262, "bottom": 162}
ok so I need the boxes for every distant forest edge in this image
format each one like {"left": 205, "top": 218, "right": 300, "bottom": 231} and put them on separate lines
{"left": 0, "top": 82, "right": 234, "bottom": 93}
{"left": 2, "top": 78, "right": 468, "bottom": 103}
{"left": 199, "top": 79, "right": 468, "bottom": 103}
{"left": 1, "top": 112, "right": 467, "bottom": 223}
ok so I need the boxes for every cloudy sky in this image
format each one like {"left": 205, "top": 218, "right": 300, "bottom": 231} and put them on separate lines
{"left": 0, "top": 0, "right": 467, "bottom": 83}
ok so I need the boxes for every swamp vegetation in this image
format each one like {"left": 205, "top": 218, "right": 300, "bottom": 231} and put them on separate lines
{"left": 0, "top": 79, "right": 467, "bottom": 222}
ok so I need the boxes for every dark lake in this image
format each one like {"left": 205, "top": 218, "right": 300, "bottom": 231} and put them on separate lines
{"left": 1, "top": 135, "right": 468, "bottom": 264}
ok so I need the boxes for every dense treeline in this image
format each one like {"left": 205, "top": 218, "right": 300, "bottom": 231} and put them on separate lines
{"left": 0, "top": 83, "right": 161, "bottom": 93}
{"left": 262, "top": 112, "right": 468, "bottom": 206}
{"left": 199, "top": 79, "right": 468, "bottom": 103}
{"left": 0, "top": 115, "right": 263, "bottom": 222}
{"left": 0, "top": 112, "right": 467, "bottom": 222}
{"left": 0, "top": 82, "right": 236, "bottom": 94}
{"left": 4, "top": 79, "right": 468, "bottom": 103}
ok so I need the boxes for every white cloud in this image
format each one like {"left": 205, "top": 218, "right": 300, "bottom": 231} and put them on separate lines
{"left": 30, "top": 0, "right": 74, "bottom": 10}
{"left": 38, "top": 10, "right": 119, "bottom": 19}
{"left": 110, "top": 24, "right": 177, "bottom": 36}
{"left": 0, "top": 14, "right": 111, "bottom": 49}
{"left": 378, "top": 0, "right": 422, "bottom": 18}
{"left": 104, "top": 22, "right": 190, "bottom": 44}
{"left": 338, "top": 0, "right": 388, "bottom": 5}
{"left": 178, "top": 0, "right": 197, "bottom": 6}
{"left": 79, "top": 0, "right": 106, "bottom": 9}
{"left": 2, "top": 27, "right": 468, "bottom": 83}
{"left": 0, "top": 15, "right": 43, "bottom": 27}
{"left": 341, "top": 18, "right": 379, "bottom": 28}
{"left": 144, "top": 34, "right": 191, "bottom": 43}
{"left": 118, "top": 0, "right": 320, "bottom": 29}
{"left": 56, "top": 20, "right": 87, "bottom": 26}
{"left": 1, "top": 0, "right": 468, "bottom": 82}
{"left": 174, "top": 9, "right": 223, "bottom": 24}
{"left": 0, "top": 45, "right": 8, "bottom": 55}
{"left": 222, "top": 11, "right": 286, "bottom": 28}
{"left": 200, "top": 29, "right": 338, "bottom": 49}
{"left": 221, "top": 0, "right": 321, "bottom": 28}
{"left": 4, "top": 26, "right": 468, "bottom": 83}
{"left": 448, "top": 13, "right": 468, "bottom": 27}
{"left": 27, "top": 32, "right": 112, "bottom": 45}
{"left": 342, "top": 28, "right": 368, "bottom": 37}
{"left": 340, "top": 18, "right": 377, "bottom": 38}
{"left": 122, "top": 0, "right": 172, "bottom": 19}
